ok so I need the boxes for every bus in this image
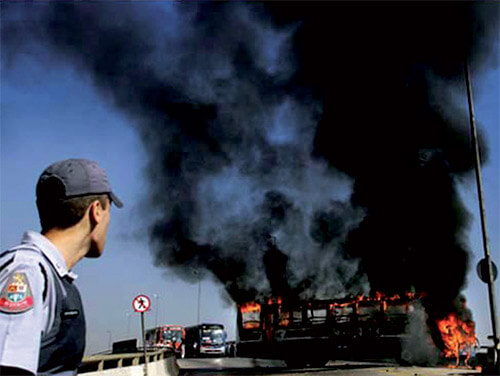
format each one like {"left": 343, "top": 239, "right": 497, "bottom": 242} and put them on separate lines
{"left": 184, "top": 323, "right": 227, "bottom": 357}
{"left": 237, "top": 294, "right": 421, "bottom": 367}
{"left": 145, "top": 325, "right": 186, "bottom": 358}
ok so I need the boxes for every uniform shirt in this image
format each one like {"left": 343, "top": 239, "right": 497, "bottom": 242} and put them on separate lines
{"left": 0, "top": 231, "right": 78, "bottom": 375}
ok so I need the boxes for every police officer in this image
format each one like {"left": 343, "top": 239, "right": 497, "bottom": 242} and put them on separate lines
{"left": 0, "top": 159, "right": 123, "bottom": 375}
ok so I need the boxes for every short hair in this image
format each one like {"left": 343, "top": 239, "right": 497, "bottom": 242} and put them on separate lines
{"left": 37, "top": 194, "right": 109, "bottom": 233}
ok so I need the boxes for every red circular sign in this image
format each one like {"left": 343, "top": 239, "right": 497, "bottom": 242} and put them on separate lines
{"left": 132, "top": 294, "right": 151, "bottom": 313}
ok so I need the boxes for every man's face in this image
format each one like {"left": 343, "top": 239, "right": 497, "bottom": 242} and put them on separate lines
{"left": 87, "top": 198, "right": 111, "bottom": 258}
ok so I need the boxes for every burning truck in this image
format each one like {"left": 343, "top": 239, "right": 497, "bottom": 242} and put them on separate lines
{"left": 237, "top": 293, "right": 478, "bottom": 368}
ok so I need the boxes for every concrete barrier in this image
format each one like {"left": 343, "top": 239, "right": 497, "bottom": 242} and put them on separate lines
{"left": 79, "top": 350, "right": 179, "bottom": 376}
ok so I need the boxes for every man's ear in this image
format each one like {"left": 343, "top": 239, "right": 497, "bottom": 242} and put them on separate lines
{"left": 88, "top": 200, "right": 102, "bottom": 229}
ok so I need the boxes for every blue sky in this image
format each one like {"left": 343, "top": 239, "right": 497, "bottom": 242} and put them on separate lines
{"left": 0, "top": 60, "right": 237, "bottom": 354}
{"left": 1, "top": 5, "right": 499, "bottom": 356}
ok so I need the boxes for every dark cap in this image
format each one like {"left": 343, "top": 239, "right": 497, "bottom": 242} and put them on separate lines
{"left": 36, "top": 158, "right": 123, "bottom": 208}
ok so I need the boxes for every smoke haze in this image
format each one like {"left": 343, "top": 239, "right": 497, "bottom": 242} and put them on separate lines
{"left": 2, "top": 2, "right": 498, "bottom": 320}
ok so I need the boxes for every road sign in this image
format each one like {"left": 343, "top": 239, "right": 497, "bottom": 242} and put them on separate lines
{"left": 132, "top": 295, "right": 150, "bottom": 376}
{"left": 132, "top": 294, "right": 151, "bottom": 313}
{"left": 477, "top": 259, "right": 498, "bottom": 283}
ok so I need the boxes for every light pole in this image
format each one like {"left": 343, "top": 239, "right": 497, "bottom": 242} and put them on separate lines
{"left": 126, "top": 312, "right": 131, "bottom": 338}
{"left": 153, "top": 294, "right": 159, "bottom": 328}
{"left": 198, "top": 276, "right": 201, "bottom": 325}
{"left": 192, "top": 269, "right": 201, "bottom": 325}
{"left": 106, "top": 330, "right": 112, "bottom": 351}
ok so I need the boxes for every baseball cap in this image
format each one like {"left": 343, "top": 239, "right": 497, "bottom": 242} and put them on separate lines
{"left": 36, "top": 158, "right": 123, "bottom": 208}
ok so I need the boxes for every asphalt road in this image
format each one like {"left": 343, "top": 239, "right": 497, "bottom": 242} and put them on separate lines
{"left": 178, "top": 358, "right": 483, "bottom": 376}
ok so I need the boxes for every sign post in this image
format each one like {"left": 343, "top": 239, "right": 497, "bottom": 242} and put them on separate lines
{"left": 133, "top": 294, "right": 151, "bottom": 376}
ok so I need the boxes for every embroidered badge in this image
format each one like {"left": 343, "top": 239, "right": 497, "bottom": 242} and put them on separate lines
{"left": 0, "top": 272, "right": 34, "bottom": 313}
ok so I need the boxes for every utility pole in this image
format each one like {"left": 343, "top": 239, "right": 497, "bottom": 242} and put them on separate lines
{"left": 464, "top": 61, "right": 499, "bottom": 374}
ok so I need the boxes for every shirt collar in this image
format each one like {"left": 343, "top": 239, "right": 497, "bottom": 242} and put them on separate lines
{"left": 21, "top": 231, "right": 78, "bottom": 280}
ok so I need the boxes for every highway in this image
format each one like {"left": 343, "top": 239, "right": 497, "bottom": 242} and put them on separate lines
{"left": 178, "top": 358, "right": 481, "bottom": 376}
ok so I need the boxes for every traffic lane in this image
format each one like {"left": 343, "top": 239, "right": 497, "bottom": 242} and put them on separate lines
{"left": 178, "top": 357, "right": 286, "bottom": 370}
{"left": 178, "top": 358, "right": 481, "bottom": 375}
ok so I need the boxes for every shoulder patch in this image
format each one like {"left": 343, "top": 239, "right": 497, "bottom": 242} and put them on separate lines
{"left": 0, "top": 271, "right": 34, "bottom": 313}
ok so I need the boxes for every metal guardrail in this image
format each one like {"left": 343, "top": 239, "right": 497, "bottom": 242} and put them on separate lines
{"left": 79, "top": 349, "right": 169, "bottom": 373}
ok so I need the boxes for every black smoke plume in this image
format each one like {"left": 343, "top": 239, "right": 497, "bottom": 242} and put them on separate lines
{"left": 2, "top": 2, "right": 498, "bottom": 320}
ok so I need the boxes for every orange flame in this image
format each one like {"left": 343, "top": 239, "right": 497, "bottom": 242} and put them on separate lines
{"left": 240, "top": 301, "right": 261, "bottom": 314}
{"left": 436, "top": 313, "right": 476, "bottom": 367}
{"left": 240, "top": 292, "right": 426, "bottom": 331}
{"left": 279, "top": 311, "right": 290, "bottom": 327}
{"left": 240, "top": 302, "right": 261, "bottom": 329}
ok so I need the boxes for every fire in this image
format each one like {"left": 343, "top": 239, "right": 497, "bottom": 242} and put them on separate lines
{"left": 241, "top": 292, "right": 426, "bottom": 331}
{"left": 240, "top": 302, "right": 261, "bottom": 329}
{"left": 326, "top": 292, "right": 423, "bottom": 314}
{"left": 241, "top": 301, "right": 261, "bottom": 313}
{"left": 436, "top": 313, "right": 476, "bottom": 366}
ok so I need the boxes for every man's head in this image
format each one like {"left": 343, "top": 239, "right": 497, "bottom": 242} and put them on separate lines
{"left": 36, "top": 159, "right": 123, "bottom": 257}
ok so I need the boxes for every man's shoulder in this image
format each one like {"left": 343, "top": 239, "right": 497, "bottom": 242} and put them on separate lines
{"left": 0, "top": 245, "right": 53, "bottom": 286}
{"left": 0, "top": 244, "right": 45, "bottom": 267}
